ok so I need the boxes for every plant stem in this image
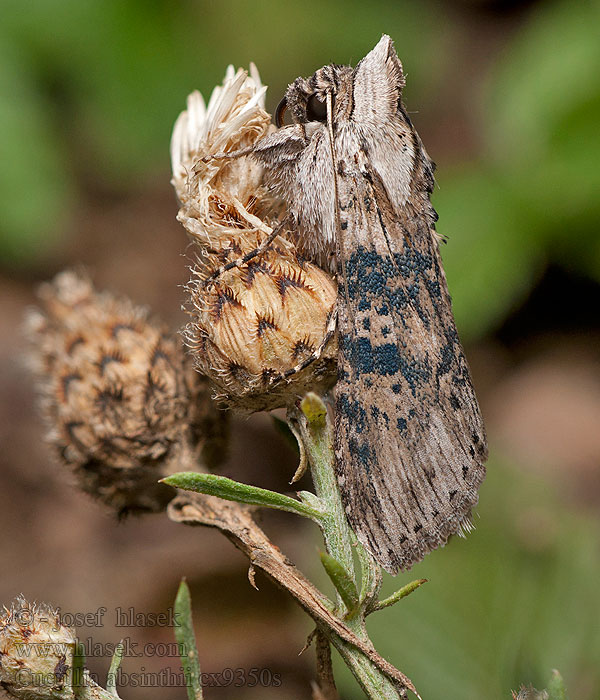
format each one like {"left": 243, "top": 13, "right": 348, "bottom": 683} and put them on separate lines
{"left": 167, "top": 391, "right": 420, "bottom": 699}
{"left": 167, "top": 491, "right": 418, "bottom": 696}
{"left": 292, "top": 394, "right": 354, "bottom": 579}
{"left": 289, "top": 394, "right": 414, "bottom": 700}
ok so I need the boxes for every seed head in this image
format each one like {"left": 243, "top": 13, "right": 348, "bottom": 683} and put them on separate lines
{"left": 185, "top": 237, "right": 337, "bottom": 411}
{"left": 25, "top": 270, "right": 226, "bottom": 514}
{"left": 0, "top": 596, "right": 77, "bottom": 700}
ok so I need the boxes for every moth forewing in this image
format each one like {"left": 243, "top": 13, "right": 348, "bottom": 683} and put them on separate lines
{"left": 253, "top": 34, "right": 487, "bottom": 574}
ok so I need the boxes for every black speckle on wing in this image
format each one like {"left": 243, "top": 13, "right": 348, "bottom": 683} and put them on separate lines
{"left": 334, "top": 173, "right": 487, "bottom": 574}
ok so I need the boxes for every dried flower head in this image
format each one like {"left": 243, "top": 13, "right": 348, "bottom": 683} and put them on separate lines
{"left": 171, "top": 64, "right": 273, "bottom": 245}
{"left": 25, "top": 270, "right": 227, "bottom": 514}
{"left": 171, "top": 66, "right": 337, "bottom": 411}
{"left": 0, "top": 596, "right": 76, "bottom": 699}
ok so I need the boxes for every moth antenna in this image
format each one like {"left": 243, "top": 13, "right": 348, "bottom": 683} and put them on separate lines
{"left": 326, "top": 91, "right": 340, "bottom": 235}
{"left": 327, "top": 89, "right": 354, "bottom": 331}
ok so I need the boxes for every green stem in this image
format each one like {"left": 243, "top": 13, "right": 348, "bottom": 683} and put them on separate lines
{"left": 290, "top": 394, "right": 407, "bottom": 700}
{"left": 331, "top": 637, "right": 406, "bottom": 700}
{"left": 294, "top": 394, "right": 354, "bottom": 576}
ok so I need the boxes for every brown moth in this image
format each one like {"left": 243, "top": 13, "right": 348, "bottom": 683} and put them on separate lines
{"left": 250, "top": 35, "right": 488, "bottom": 573}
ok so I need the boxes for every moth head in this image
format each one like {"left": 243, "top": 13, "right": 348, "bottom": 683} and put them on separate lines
{"left": 276, "top": 65, "right": 352, "bottom": 128}
{"left": 275, "top": 36, "right": 405, "bottom": 131}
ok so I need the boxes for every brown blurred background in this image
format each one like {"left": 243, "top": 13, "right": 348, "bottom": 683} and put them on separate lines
{"left": 1, "top": 0, "right": 599, "bottom": 698}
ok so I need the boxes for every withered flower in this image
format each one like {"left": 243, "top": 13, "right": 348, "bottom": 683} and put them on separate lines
{"left": 25, "top": 271, "right": 226, "bottom": 514}
{"left": 171, "top": 66, "right": 337, "bottom": 411}
{"left": 0, "top": 597, "right": 76, "bottom": 700}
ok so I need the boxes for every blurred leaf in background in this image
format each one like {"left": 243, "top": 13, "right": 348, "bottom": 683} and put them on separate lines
{"left": 0, "top": 35, "right": 75, "bottom": 262}
{"left": 437, "top": 0, "right": 600, "bottom": 338}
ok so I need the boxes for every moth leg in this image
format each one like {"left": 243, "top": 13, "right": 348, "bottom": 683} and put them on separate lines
{"left": 282, "top": 306, "right": 338, "bottom": 379}
{"left": 200, "top": 145, "right": 256, "bottom": 163}
{"left": 203, "top": 215, "right": 291, "bottom": 287}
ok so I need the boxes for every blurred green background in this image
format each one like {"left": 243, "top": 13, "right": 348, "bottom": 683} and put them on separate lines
{"left": 1, "top": 1, "right": 599, "bottom": 699}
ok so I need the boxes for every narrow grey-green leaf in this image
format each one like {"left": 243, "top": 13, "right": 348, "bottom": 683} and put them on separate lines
{"left": 372, "top": 579, "right": 427, "bottom": 613}
{"left": 320, "top": 551, "right": 359, "bottom": 617}
{"left": 174, "top": 579, "right": 203, "bottom": 700}
{"left": 162, "top": 472, "right": 322, "bottom": 520}
{"left": 72, "top": 640, "right": 86, "bottom": 699}
{"left": 106, "top": 641, "right": 123, "bottom": 697}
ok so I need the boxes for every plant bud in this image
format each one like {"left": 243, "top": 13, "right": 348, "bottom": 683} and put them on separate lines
{"left": 0, "top": 597, "right": 77, "bottom": 700}
{"left": 25, "top": 270, "right": 227, "bottom": 514}
{"left": 171, "top": 66, "right": 337, "bottom": 411}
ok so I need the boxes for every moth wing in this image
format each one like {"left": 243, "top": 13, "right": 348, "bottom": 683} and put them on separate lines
{"left": 352, "top": 34, "right": 405, "bottom": 122}
{"left": 351, "top": 35, "right": 417, "bottom": 213}
{"left": 334, "top": 170, "right": 487, "bottom": 574}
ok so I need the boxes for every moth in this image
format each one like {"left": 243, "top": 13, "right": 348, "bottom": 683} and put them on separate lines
{"left": 246, "top": 35, "right": 487, "bottom": 573}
